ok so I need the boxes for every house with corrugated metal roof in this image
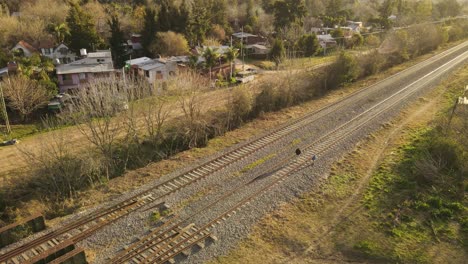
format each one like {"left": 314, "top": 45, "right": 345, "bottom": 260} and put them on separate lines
{"left": 56, "top": 50, "right": 115, "bottom": 92}
{"left": 125, "top": 57, "right": 178, "bottom": 85}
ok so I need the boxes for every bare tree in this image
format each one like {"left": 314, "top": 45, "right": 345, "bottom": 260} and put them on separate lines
{"left": 65, "top": 77, "right": 127, "bottom": 180}
{"left": 1, "top": 76, "right": 49, "bottom": 121}
{"left": 172, "top": 72, "right": 210, "bottom": 148}
{"left": 18, "top": 130, "right": 101, "bottom": 200}
{"left": 142, "top": 97, "right": 171, "bottom": 146}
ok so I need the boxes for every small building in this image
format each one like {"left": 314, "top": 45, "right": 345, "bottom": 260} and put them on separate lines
{"left": 196, "top": 45, "right": 231, "bottom": 56}
{"left": 39, "top": 42, "right": 76, "bottom": 65}
{"left": 347, "top": 21, "right": 363, "bottom": 32}
{"left": 125, "top": 57, "right": 178, "bottom": 84}
{"left": 317, "top": 34, "right": 338, "bottom": 49}
{"left": 137, "top": 60, "right": 178, "bottom": 83}
{"left": 11, "top": 41, "right": 38, "bottom": 57}
{"left": 56, "top": 50, "right": 115, "bottom": 92}
{"left": 232, "top": 32, "right": 267, "bottom": 45}
{"left": 126, "top": 34, "right": 144, "bottom": 57}
{"left": 245, "top": 44, "right": 270, "bottom": 58}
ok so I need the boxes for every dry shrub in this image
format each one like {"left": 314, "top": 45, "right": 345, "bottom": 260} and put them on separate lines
{"left": 365, "top": 34, "right": 381, "bottom": 48}
{"left": 407, "top": 24, "right": 447, "bottom": 57}
{"left": 203, "top": 37, "right": 221, "bottom": 47}
{"left": 152, "top": 31, "right": 189, "bottom": 56}
{"left": 226, "top": 86, "right": 252, "bottom": 128}
{"left": 0, "top": 16, "right": 19, "bottom": 45}
{"left": 166, "top": 71, "right": 209, "bottom": 94}
{"left": 21, "top": 0, "right": 69, "bottom": 25}
{"left": 1, "top": 76, "right": 50, "bottom": 121}
{"left": 359, "top": 50, "right": 386, "bottom": 77}
{"left": 209, "top": 24, "right": 226, "bottom": 41}
{"left": 19, "top": 131, "right": 103, "bottom": 201}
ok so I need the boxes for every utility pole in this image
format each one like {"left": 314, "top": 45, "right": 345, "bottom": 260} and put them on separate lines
{"left": 241, "top": 26, "right": 245, "bottom": 72}
{"left": 0, "top": 80, "right": 11, "bottom": 134}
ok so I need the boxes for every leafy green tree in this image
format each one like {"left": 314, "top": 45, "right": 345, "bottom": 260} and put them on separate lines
{"left": 435, "top": 0, "right": 461, "bottom": 18}
{"left": 415, "top": 0, "right": 433, "bottom": 21}
{"left": 246, "top": 0, "right": 258, "bottom": 30}
{"left": 108, "top": 15, "right": 126, "bottom": 68}
{"left": 225, "top": 46, "right": 239, "bottom": 79}
{"left": 141, "top": 7, "right": 158, "bottom": 56}
{"left": 326, "top": 0, "right": 342, "bottom": 17}
{"left": 176, "top": 0, "right": 190, "bottom": 34}
{"left": 273, "top": 0, "right": 307, "bottom": 31}
{"left": 187, "top": 0, "right": 210, "bottom": 45}
{"left": 347, "top": 33, "right": 364, "bottom": 49}
{"left": 379, "top": 0, "right": 395, "bottom": 29}
{"left": 330, "top": 51, "right": 360, "bottom": 87}
{"left": 188, "top": 53, "right": 199, "bottom": 69}
{"left": 209, "top": 0, "right": 228, "bottom": 29}
{"left": 297, "top": 33, "right": 319, "bottom": 57}
{"left": 52, "top": 23, "right": 70, "bottom": 44}
{"left": 202, "top": 47, "right": 220, "bottom": 81}
{"left": 156, "top": 0, "right": 181, "bottom": 32}
{"left": 269, "top": 39, "right": 286, "bottom": 69}
{"left": 331, "top": 28, "right": 345, "bottom": 46}
{"left": 323, "top": 0, "right": 350, "bottom": 26}
{"left": 66, "top": 2, "right": 102, "bottom": 52}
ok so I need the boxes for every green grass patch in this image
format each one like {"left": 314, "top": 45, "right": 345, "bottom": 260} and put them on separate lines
{"left": 290, "top": 138, "right": 301, "bottom": 146}
{"left": 240, "top": 154, "right": 276, "bottom": 173}
{"left": 0, "top": 124, "right": 40, "bottom": 141}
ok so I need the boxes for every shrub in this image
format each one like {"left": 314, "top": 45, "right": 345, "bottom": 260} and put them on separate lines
{"left": 365, "top": 34, "right": 381, "bottom": 48}
{"left": 359, "top": 50, "right": 386, "bottom": 77}
{"left": 325, "top": 51, "right": 360, "bottom": 89}
{"left": 296, "top": 33, "right": 319, "bottom": 57}
{"left": 354, "top": 240, "right": 379, "bottom": 256}
{"left": 227, "top": 87, "right": 252, "bottom": 128}
{"left": 252, "top": 84, "right": 278, "bottom": 117}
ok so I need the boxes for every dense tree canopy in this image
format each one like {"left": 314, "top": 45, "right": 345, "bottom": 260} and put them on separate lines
{"left": 273, "top": 0, "right": 308, "bottom": 31}
{"left": 66, "top": 2, "right": 102, "bottom": 52}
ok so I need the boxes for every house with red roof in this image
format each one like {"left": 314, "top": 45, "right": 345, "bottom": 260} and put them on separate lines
{"left": 10, "top": 41, "right": 38, "bottom": 57}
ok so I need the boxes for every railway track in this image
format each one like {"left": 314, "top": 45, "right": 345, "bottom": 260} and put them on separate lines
{"left": 108, "top": 49, "right": 468, "bottom": 264}
{"left": 1, "top": 42, "right": 467, "bottom": 264}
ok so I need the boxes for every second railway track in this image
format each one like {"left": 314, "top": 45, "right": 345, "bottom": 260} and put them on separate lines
{"left": 1, "top": 41, "right": 467, "bottom": 264}
{"left": 106, "top": 47, "right": 468, "bottom": 264}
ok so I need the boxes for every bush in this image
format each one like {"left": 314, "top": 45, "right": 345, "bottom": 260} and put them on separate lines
{"left": 359, "top": 50, "right": 386, "bottom": 77}
{"left": 325, "top": 51, "right": 360, "bottom": 89}
{"left": 227, "top": 87, "right": 252, "bottom": 128}
{"left": 296, "top": 33, "right": 319, "bottom": 57}
{"left": 252, "top": 84, "right": 278, "bottom": 117}
{"left": 365, "top": 34, "right": 381, "bottom": 48}
{"left": 256, "top": 61, "right": 276, "bottom": 70}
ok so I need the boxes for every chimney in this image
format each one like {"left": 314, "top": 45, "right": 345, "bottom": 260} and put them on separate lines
{"left": 7, "top": 61, "right": 18, "bottom": 72}
{"left": 80, "top": 49, "right": 87, "bottom": 57}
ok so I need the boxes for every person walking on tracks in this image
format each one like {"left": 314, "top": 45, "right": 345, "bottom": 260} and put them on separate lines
{"left": 311, "top": 154, "right": 317, "bottom": 166}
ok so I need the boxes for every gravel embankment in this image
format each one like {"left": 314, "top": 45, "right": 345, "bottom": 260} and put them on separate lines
{"left": 2, "top": 42, "right": 466, "bottom": 264}
{"left": 83, "top": 43, "right": 468, "bottom": 263}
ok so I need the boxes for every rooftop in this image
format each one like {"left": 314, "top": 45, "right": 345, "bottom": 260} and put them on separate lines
{"left": 232, "top": 32, "right": 257, "bottom": 38}
{"left": 56, "top": 63, "right": 115, "bottom": 75}
{"left": 139, "top": 60, "right": 166, "bottom": 71}
{"left": 0, "top": 67, "right": 8, "bottom": 75}
{"left": 126, "top": 57, "right": 152, "bottom": 66}
{"left": 14, "top": 41, "right": 38, "bottom": 53}
{"left": 245, "top": 44, "right": 269, "bottom": 50}
{"left": 87, "top": 51, "right": 112, "bottom": 58}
